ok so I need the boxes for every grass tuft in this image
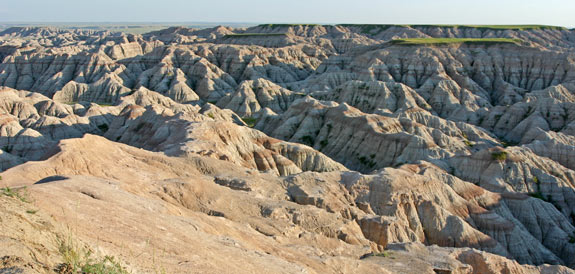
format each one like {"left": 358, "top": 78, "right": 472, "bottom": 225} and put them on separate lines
{"left": 363, "top": 251, "right": 395, "bottom": 259}
{"left": 55, "top": 232, "right": 129, "bottom": 274}
{"left": 1, "top": 186, "right": 30, "bottom": 203}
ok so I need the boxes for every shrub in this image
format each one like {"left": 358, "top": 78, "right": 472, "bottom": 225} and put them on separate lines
{"left": 528, "top": 192, "right": 546, "bottom": 201}
{"left": 358, "top": 156, "right": 376, "bottom": 168}
{"left": 300, "top": 135, "right": 314, "bottom": 146}
{"left": 241, "top": 117, "right": 257, "bottom": 128}
{"left": 319, "top": 139, "right": 329, "bottom": 150}
{"left": 3, "top": 145, "right": 13, "bottom": 153}
{"left": 97, "top": 124, "right": 109, "bottom": 133}
{"left": 491, "top": 151, "right": 508, "bottom": 161}
{"left": 81, "top": 255, "right": 128, "bottom": 274}
{"left": 55, "top": 233, "right": 129, "bottom": 274}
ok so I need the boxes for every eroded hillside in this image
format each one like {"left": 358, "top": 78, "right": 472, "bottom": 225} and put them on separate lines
{"left": 1, "top": 24, "right": 575, "bottom": 273}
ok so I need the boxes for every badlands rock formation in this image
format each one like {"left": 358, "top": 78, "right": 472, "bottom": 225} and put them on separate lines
{"left": 1, "top": 24, "right": 575, "bottom": 273}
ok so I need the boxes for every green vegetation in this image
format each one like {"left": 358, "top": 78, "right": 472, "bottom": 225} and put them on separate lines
{"left": 97, "top": 124, "right": 109, "bottom": 133}
{"left": 1, "top": 186, "right": 30, "bottom": 203}
{"left": 491, "top": 151, "right": 508, "bottom": 161}
{"left": 358, "top": 83, "right": 369, "bottom": 90}
{"left": 390, "top": 38, "right": 523, "bottom": 46}
{"left": 55, "top": 233, "right": 129, "bottom": 274}
{"left": 501, "top": 140, "right": 519, "bottom": 148}
{"left": 241, "top": 117, "right": 257, "bottom": 128}
{"left": 300, "top": 135, "right": 315, "bottom": 146}
{"left": 259, "top": 24, "right": 322, "bottom": 28}
{"left": 358, "top": 156, "right": 377, "bottom": 169}
{"left": 326, "top": 124, "right": 333, "bottom": 133}
{"left": 462, "top": 133, "right": 474, "bottom": 147}
{"left": 364, "top": 251, "right": 395, "bottom": 259}
{"left": 319, "top": 139, "right": 329, "bottom": 150}
{"left": 528, "top": 192, "right": 546, "bottom": 200}
{"left": 338, "top": 24, "right": 397, "bottom": 35}
{"left": 223, "top": 33, "right": 287, "bottom": 38}
{"left": 406, "top": 24, "right": 566, "bottom": 30}
{"left": 528, "top": 176, "right": 548, "bottom": 201}
{"left": 337, "top": 24, "right": 565, "bottom": 35}
{"left": 373, "top": 251, "right": 392, "bottom": 257}
{"left": 94, "top": 102, "right": 115, "bottom": 107}
{"left": 3, "top": 145, "right": 13, "bottom": 153}
{"left": 133, "top": 122, "right": 147, "bottom": 132}
{"left": 26, "top": 209, "right": 38, "bottom": 214}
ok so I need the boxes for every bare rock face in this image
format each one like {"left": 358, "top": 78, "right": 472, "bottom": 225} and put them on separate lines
{"left": 104, "top": 104, "right": 347, "bottom": 176}
{"left": 217, "top": 78, "right": 302, "bottom": 117}
{"left": 258, "top": 97, "right": 497, "bottom": 172}
{"left": 372, "top": 242, "right": 575, "bottom": 274}
{"left": 2, "top": 25, "right": 575, "bottom": 273}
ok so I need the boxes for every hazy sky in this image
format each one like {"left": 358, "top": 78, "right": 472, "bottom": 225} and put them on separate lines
{"left": 1, "top": 0, "right": 574, "bottom": 27}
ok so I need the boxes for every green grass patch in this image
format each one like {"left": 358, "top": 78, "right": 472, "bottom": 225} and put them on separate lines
{"left": 1, "top": 186, "right": 30, "bottom": 203}
{"left": 259, "top": 24, "right": 322, "bottom": 28}
{"left": 224, "top": 33, "right": 287, "bottom": 38}
{"left": 241, "top": 117, "right": 257, "bottom": 128}
{"left": 363, "top": 251, "right": 395, "bottom": 259}
{"left": 491, "top": 151, "right": 508, "bottom": 161}
{"left": 390, "top": 38, "right": 522, "bottom": 46}
{"left": 337, "top": 24, "right": 565, "bottom": 34}
{"left": 338, "top": 24, "right": 398, "bottom": 35}
{"left": 406, "top": 24, "right": 566, "bottom": 30}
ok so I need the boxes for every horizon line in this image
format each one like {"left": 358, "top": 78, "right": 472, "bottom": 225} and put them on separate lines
{"left": 0, "top": 22, "right": 573, "bottom": 28}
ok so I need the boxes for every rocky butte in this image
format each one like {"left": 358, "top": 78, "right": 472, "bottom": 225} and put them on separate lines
{"left": 1, "top": 24, "right": 575, "bottom": 273}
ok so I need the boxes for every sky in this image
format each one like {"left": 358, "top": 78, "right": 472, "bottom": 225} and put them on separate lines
{"left": 1, "top": 0, "right": 574, "bottom": 28}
